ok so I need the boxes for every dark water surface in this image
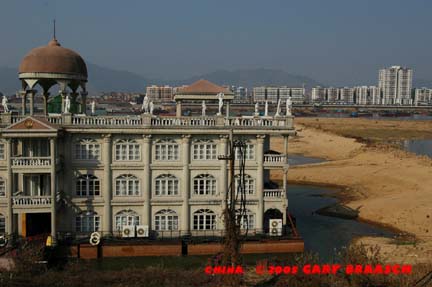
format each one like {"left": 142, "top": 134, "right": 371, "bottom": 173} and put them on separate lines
{"left": 402, "top": 139, "right": 432, "bottom": 158}
{"left": 288, "top": 154, "right": 326, "bottom": 166}
{"left": 287, "top": 184, "right": 394, "bottom": 261}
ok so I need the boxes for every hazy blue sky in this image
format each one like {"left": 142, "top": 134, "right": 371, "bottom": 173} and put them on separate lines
{"left": 0, "top": 0, "right": 430, "bottom": 85}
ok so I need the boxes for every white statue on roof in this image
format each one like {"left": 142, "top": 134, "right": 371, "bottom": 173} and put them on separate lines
{"left": 149, "top": 101, "right": 154, "bottom": 115}
{"left": 91, "top": 100, "right": 96, "bottom": 115}
{"left": 286, "top": 96, "right": 292, "bottom": 116}
{"left": 217, "top": 92, "right": 224, "bottom": 115}
{"left": 64, "top": 95, "right": 71, "bottom": 114}
{"left": 264, "top": 101, "right": 268, "bottom": 117}
{"left": 142, "top": 94, "right": 150, "bottom": 113}
{"left": 2, "top": 96, "right": 9, "bottom": 113}
{"left": 254, "top": 102, "right": 259, "bottom": 116}
{"left": 202, "top": 100, "right": 206, "bottom": 116}
{"left": 275, "top": 98, "right": 281, "bottom": 117}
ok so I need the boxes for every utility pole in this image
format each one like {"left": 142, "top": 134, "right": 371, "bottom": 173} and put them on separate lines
{"left": 218, "top": 130, "right": 247, "bottom": 268}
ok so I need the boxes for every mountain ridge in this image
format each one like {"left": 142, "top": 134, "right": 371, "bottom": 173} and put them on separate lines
{"left": 0, "top": 65, "right": 322, "bottom": 95}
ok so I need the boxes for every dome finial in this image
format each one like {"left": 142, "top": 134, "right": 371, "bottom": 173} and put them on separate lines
{"left": 48, "top": 19, "right": 60, "bottom": 47}
{"left": 53, "top": 19, "right": 56, "bottom": 40}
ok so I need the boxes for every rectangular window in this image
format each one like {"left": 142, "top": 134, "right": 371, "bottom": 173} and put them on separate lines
{"left": 235, "top": 144, "right": 255, "bottom": 160}
{"left": 0, "top": 180, "right": 5, "bottom": 197}
{"left": 0, "top": 217, "right": 5, "bottom": 234}
{"left": 0, "top": 144, "right": 4, "bottom": 160}
{"left": 192, "top": 142, "right": 217, "bottom": 160}
{"left": 115, "top": 142, "right": 140, "bottom": 161}
{"left": 155, "top": 142, "right": 179, "bottom": 161}
{"left": 75, "top": 142, "right": 101, "bottom": 160}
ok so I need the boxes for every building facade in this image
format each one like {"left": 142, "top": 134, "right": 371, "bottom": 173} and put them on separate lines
{"left": 146, "top": 85, "right": 174, "bottom": 102}
{"left": 253, "top": 87, "right": 305, "bottom": 104}
{"left": 379, "top": 66, "right": 413, "bottom": 105}
{"left": 414, "top": 88, "right": 432, "bottom": 106}
{"left": 0, "top": 38, "right": 295, "bottom": 243}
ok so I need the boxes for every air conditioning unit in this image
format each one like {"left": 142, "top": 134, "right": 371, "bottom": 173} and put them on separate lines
{"left": 136, "top": 225, "right": 149, "bottom": 238}
{"left": 269, "top": 219, "right": 283, "bottom": 236}
{"left": 122, "top": 225, "right": 135, "bottom": 238}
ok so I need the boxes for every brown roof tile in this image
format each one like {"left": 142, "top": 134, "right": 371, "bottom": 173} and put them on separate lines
{"left": 176, "top": 79, "right": 233, "bottom": 95}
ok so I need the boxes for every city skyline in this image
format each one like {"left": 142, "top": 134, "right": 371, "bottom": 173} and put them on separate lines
{"left": 0, "top": 0, "right": 431, "bottom": 87}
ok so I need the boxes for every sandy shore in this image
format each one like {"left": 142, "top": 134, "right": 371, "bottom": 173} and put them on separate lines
{"left": 271, "top": 118, "right": 432, "bottom": 264}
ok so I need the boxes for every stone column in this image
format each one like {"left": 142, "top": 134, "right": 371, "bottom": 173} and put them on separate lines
{"left": 6, "top": 139, "right": 13, "bottom": 235}
{"left": 181, "top": 135, "right": 191, "bottom": 234}
{"left": 28, "top": 90, "right": 35, "bottom": 116}
{"left": 226, "top": 101, "right": 230, "bottom": 117}
{"left": 142, "top": 135, "right": 152, "bottom": 228}
{"left": 43, "top": 92, "right": 50, "bottom": 115}
{"left": 81, "top": 91, "right": 88, "bottom": 115}
{"left": 102, "top": 134, "right": 112, "bottom": 235}
{"left": 20, "top": 90, "right": 27, "bottom": 115}
{"left": 50, "top": 138, "right": 57, "bottom": 245}
{"left": 256, "top": 135, "right": 265, "bottom": 232}
{"left": 60, "top": 90, "right": 67, "bottom": 113}
{"left": 219, "top": 135, "right": 228, "bottom": 215}
{"left": 176, "top": 100, "right": 182, "bottom": 117}
{"left": 282, "top": 136, "right": 289, "bottom": 225}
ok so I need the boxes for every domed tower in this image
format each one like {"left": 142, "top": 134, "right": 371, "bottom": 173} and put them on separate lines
{"left": 18, "top": 35, "right": 88, "bottom": 115}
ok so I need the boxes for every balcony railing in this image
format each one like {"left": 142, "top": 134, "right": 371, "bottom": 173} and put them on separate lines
{"left": 264, "top": 154, "right": 287, "bottom": 164}
{"left": 264, "top": 189, "right": 284, "bottom": 198}
{"left": 4, "top": 114, "right": 293, "bottom": 129}
{"left": 11, "top": 157, "right": 51, "bottom": 167}
{"left": 12, "top": 196, "right": 52, "bottom": 207}
{"left": 71, "top": 116, "right": 142, "bottom": 126}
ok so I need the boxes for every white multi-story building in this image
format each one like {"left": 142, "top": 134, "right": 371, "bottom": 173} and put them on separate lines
{"left": 0, "top": 38, "right": 295, "bottom": 244}
{"left": 311, "top": 87, "right": 326, "bottom": 103}
{"left": 339, "top": 87, "right": 354, "bottom": 104}
{"left": 379, "top": 66, "right": 413, "bottom": 105}
{"left": 146, "top": 85, "right": 173, "bottom": 102}
{"left": 354, "top": 86, "right": 369, "bottom": 105}
{"left": 253, "top": 87, "right": 305, "bottom": 104}
{"left": 414, "top": 88, "right": 432, "bottom": 106}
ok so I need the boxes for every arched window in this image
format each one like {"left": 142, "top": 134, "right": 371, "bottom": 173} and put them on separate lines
{"left": 193, "top": 209, "right": 216, "bottom": 230}
{"left": 0, "top": 178, "right": 5, "bottom": 197}
{"left": 235, "top": 142, "right": 255, "bottom": 160}
{"left": 193, "top": 174, "right": 216, "bottom": 195}
{"left": 115, "top": 210, "right": 140, "bottom": 231}
{"left": 154, "top": 209, "right": 179, "bottom": 231}
{"left": 192, "top": 139, "right": 217, "bottom": 160}
{"left": 75, "top": 211, "right": 100, "bottom": 232}
{"left": 115, "top": 174, "right": 140, "bottom": 196}
{"left": 0, "top": 214, "right": 5, "bottom": 234}
{"left": 235, "top": 209, "right": 255, "bottom": 229}
{"left": 115, "top": 139, "right": 140, "bottom": 161}
{"left": 155, "top": 174, "right": 179, "bottom": 196}
{"left": 155, "top": 139, "right": 179, "bottom": 161}
{"left": 75, "top": 139, "right": 100, "bottom": 160}
{"left": 234, "top": 174, "right": 255, "bottom": 195}
{"left": 76, "top": 174, "right": 100, "bottom": 196}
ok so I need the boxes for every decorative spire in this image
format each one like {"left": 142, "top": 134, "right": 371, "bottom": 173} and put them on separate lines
{"left": 48, "top": 19, "right": 60, "bottom": 46}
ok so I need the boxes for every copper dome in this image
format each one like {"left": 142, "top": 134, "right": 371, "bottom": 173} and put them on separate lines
{"left": 19, "top": 38, "right": 87, "bottom": 80}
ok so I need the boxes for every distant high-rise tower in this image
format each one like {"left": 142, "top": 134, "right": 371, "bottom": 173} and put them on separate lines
{"left": 378, "top": 66, "right": 413, "bottom": 105}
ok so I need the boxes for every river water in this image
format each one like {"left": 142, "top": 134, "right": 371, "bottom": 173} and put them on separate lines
{"left": 402, "top": 139, "right": 432, "bottom": 158}
{"left": 287, "top": 184, "right": 394, "bottom": 261}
